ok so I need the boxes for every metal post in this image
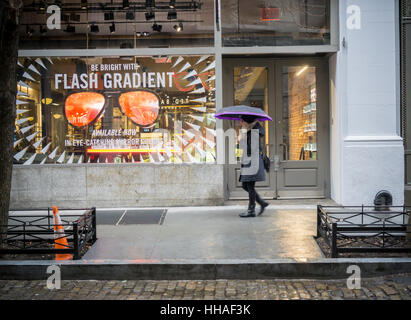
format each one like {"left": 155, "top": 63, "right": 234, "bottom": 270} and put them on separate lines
{"left": 92, "top": 207, "right": 97, "bottom": 243}
{"left": 73, "top": 222, "right": 79, "bottom": 260}
{"left": 331, "top": 223, "right": 338, "bottom": 258}
{"left": 316, "top": 205, "right": 321, "bottom": 238}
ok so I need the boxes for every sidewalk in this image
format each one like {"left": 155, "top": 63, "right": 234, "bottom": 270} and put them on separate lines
{"left": 2, "top": 200, "right": 411, "bottom": 280}
{"left": 83, "top": 203, "right": 326, "bottom": 261}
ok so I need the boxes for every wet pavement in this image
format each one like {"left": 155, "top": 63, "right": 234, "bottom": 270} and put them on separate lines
{"left": 1, "top": 273, "right": 410, "bottom": 300}
{"left": 82, "top": 205, "right": 325, "bottom": 261}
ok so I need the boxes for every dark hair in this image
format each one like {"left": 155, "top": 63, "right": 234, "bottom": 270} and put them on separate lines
{"left": 241, "top": 115, "right": 256, "bottom": 124}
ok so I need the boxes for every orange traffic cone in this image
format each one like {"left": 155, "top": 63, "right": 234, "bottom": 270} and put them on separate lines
{"left": 52, "top": 206, "right": 73, "bottom": 260}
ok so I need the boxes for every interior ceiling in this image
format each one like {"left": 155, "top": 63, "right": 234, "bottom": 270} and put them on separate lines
{"left": 20, "top": 0, "right": 329, "bottom": 38}
{"left": 20, "top": 0, "right": 214, "bottom": 36}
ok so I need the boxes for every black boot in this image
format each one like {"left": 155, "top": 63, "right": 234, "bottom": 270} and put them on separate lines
{"left": 256, "top": 194, "right": 269, "bottom": 216}
{"left": 239, "top": 209, "right": 256, "bottom": 218}
{"left": 239, "top": 202, "right": 256, "bottom": 218}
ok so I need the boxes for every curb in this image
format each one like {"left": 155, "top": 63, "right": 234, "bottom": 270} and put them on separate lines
{"left": 0, "top": 258, "right": 410, "bottom": 280}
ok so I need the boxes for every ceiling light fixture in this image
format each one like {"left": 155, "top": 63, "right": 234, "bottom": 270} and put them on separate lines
{"left": 152, "top": 23, "right": 162, "bottom": 32}
{"left": 145, "top": 11, "right": 155, "bottom": 21}
{"left": 64, "top": 25, "right": 76, "bottom": 33}
{"left": 122, "top": 0, "right": 130, "bottom": 9}
{"left": 173, "top": 22, "right": 183, "bottom": 32}
{"left": 104, "top": 11, "right": 114, "bottom": 20}
{"left": 39, "top": 0, "right": 46, "bottom": 10}
{"left": 167, "top": 10, "right": 177, "bottom": 20}
{"left": 39, "top": 25, "right": 47, "bottom": 34}
{"left": 26, "top": 25, "right": 34, "bottom": 36}
{"left": 90, "top": 24, "right": 99, "bottom": 33}
{"left": 169, "top": 0, "right": 175, "bottom": 8}
{"left": 146, "top": 0, "right": 155, "bottom": 8}
{"left": 109, "top": 22, "right": 116, "bottom": 34}
{"left": 81, "top": 0, "right": 87, "bottom": 10}
{"left": 126, "top": 11, "right": 135, "bottom": 20}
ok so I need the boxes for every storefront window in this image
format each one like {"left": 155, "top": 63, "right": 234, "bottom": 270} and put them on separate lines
{"left": 19, "top": 0, "right": 214, "bottom": 49}
{"left": 221, "top": 0, "right": 330, "bottom": 47}
{"left": 14, "top": 55, "right": 216, "bottom": 164}
{"left": 281, "top": 66, "right": 317, "bottom": 161}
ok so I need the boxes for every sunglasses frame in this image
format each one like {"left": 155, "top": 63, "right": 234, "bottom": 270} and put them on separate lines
{"left": 63, "top": 88, "right": 162, "bottom": 129}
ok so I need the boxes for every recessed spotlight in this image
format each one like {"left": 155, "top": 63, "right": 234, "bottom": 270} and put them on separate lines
{"left": 126, "top": 11, "right": 135, "bottom": 20}
{"left": 90, "top": 24, "right": 99, "bottom": 33}
{"left": 145, "top": 11, "right": 155, "bottom": 21}
{"left": 64, "top": 25, "right": 75, "bottom": 33}
{"left": 122, "top": 0, "right": 129, "bottom": 9}
{"left": 40, "top": 25, "right": 47, "bottom": 34}
{"left": 104, "top": 11, "right": 114, "bottom": 21}
{"left": 109, "top": 22, "right": 115, "bottom": 34}
{"left": 173, "top": 22, "right": 183, "bottom": 32}
{"left": 26, "top": 25, "right": 34, "bottom": 36}
{"left": 167, "top": 10, "right": 177, "bottom": 20}
{"left": 152, "top": 23, "right": 162, "bottom": 32}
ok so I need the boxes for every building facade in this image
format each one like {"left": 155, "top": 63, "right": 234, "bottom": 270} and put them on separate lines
{"left": 10, "top": 0, "right": 406, "bottom": 208}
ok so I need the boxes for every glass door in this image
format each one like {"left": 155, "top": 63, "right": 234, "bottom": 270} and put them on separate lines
{"left": 223, "top": 60, "right": 276, "bottom": 199}
{"left": 275, "top": 58, "right": 329, "bottom": 198}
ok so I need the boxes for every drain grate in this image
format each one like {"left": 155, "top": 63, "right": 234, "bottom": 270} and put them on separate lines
{"left": 96, "top": 209, "right": 167, "bottom": 225}
{"left": 119, "top": 209, "right": 167, "bottom": 225}
{"left": 96, "top": 210, "right": 125, "bottom": 225}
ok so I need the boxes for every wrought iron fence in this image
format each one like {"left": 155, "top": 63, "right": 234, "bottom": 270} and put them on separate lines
{"left": 0, "top": 207, "right": 97, "bottom": 260}
{"left": 316, "top": 205, "right": 411, "bottom": 258}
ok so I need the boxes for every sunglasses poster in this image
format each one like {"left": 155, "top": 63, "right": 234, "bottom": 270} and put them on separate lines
{"left": 14, "top": 56, "right": 216, "bottom": 165}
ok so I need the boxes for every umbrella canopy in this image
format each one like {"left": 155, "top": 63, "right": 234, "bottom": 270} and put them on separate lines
{"left": 214, "top": 105, "right": 272, "bottom": 121}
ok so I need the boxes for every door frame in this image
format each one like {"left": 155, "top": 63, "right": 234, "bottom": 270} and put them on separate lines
{"left": 222, "top": 56, "right": 330, "bottom": 200}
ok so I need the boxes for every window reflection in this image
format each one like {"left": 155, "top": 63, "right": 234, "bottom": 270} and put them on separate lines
{"left": 19, "top": 0, "right": 214, "bottom": 49}
{"left": 222, "top": 0, "right": 330, "bottom": 47}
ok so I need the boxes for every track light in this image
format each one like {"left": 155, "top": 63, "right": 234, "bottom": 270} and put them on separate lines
{"left": 173, "top": 22, "right": 183, "bottom": 32}
{"left": 64, "top": 25, "right": 75, "bottom": 33}
{"left": 104, "top": 11, "right": 114, "bottom": 21}
{"left": 167, "top": 10, "right": 177, "bottom": 20}
{"left": 145, "top": 11, "right": 155, "bottom": 21}
{"left": 169, "top": 0, "right": 175, "bottom": 8}
{"left": 81, "top": 0, "right": 87, "bottom": 10}
{"left": 90, "top": 24, "right": 99, "bottom": 33}
{"left": 152, "top": 23, "right": 162, "bottom": 32}
{"left": 126, "top": 11, "right": 134, "bottom": 20}
{"left": 40, "top": 25, "right": 47, "bottom": 34}
{"left": 146, "top": 0, "right": 155, "bottom": 8}
{"left": 39, "top": 0, "right": 46, "bottom": 10}
{"left": 26, "top": 25, "right": 34, "bottom": 36}
{"left": 109, "top": 22, "right": 115, "bottom": 34}
{"left": 122, "top": 0, "right": 129, "bottom": 9}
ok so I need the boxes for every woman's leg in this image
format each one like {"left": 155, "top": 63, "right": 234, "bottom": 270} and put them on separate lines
{"left": 239, "top": 181, "right": 256, "bottom": 217}
{"left": 246, "top": 181, "right": 256, "bottom": 212}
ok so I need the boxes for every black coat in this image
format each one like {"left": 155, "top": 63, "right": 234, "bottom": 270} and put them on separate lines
{"left": 239, "top": 122, "right": 266, "bottom": 183}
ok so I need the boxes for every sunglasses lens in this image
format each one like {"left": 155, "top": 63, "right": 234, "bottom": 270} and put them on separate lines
{"left": 65, "top": 92, "right": 105, "bottom": 127}
{"left": 119, "top": 91, "right": 159, "bottom": 126}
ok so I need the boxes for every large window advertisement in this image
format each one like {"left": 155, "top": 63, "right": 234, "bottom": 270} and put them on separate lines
{"left": 14, "top": 55, "right": 216, "bottom": 165}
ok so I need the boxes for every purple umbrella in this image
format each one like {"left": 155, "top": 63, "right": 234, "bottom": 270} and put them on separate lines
{"left": 214, "top": 105, "right": 272, "bottom": 121}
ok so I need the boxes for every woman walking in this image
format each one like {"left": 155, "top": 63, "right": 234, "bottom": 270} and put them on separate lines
{"left": 238, "top": 115, "right": 269, "bottom": 218}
